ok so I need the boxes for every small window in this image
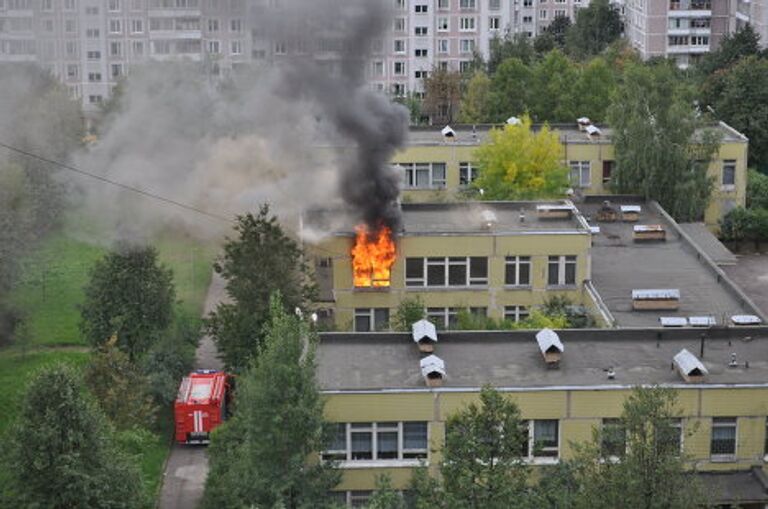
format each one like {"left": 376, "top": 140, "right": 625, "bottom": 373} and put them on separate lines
{"left": 601, "top": 418, "right": 626, "bottom": 458}
{"left": 504, "top": 305, "right": 529, "bottom": 323}
{"left": 722, "top": 160, "right": 736, "bottom": 186}
{"left": 505, "top": 256, "right": 531, "bottom": 286}
{"left": 403, "top": 422, "right": 428, "bottom": 458}
{"left": 350, "top": 423, "right": 373, "bottom": 460}
{"left": 459, "top": 162, "right": 477, "bottom": 186}
{"left": 406, "top": 257, "right": 425, "bottom": 287}
{"left": 533, "top": 420, "right": 559, "bottom": 458}
{"left": 415, "top": 4, "right": 428, "bottom": 12}
{"left": 711, "top": 417, "right": 737, "bottom": 459}
{"left": 323, "top": 423, "right": 347, "bottom": 461}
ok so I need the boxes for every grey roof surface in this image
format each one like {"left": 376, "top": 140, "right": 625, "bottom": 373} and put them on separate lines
{"left": 404, "top": 123, "right": 747, "bottom": 147}
{"left": 699, "top": 468, "right": 768, "bottom": 504}
{"left": 316, "top": 328, "right": 768, "bottom": 392}
{"left": 306, "top": 201, "right": 587, "bottom": 236}
{"left": 577, "top": 199, "right": 752, "bottom": 327}
{"left": 679, "top": 222, "right": 737, "bottom": 265}
{"left": 724, "top": 253, "right": 768, "bottom": 317}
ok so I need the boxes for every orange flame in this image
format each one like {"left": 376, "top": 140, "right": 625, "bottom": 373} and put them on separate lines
{"left": 351, "top": 224, "right": 396, "bottom": 288}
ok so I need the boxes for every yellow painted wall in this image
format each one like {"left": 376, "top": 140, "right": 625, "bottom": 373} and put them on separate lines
{"left": 326, "top": 386, "right": 768, "bottom": 491}
{"left": 311, "top": 230, "right": 590, "bottom": 330}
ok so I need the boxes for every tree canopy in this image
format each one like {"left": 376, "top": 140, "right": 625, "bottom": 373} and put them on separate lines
{"left": 80, "top": 244, "right": 175, "bottom": 361}
{"left": 565, "top": 0, "right": 623, "bottom": 59}
{"left": 2, "top": 364, "right": 144, "bottom": 509}
{"left": 206, "top": 204, "right": 316, "bottom": 371}
{"left": 203, "top": 294, "right": 340, "bottom": 508}
{"left": 473, "top": 115, "right": 569, "bottom": 200}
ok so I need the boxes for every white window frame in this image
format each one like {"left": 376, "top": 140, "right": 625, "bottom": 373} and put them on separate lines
{"left": 505, "top": 256, "right": 532, "bottom": 286}
{"left": 230, "top": 40, "right": 242, "bottom": 55}
{"left": 459, "top": 162, "right": 477, "bottom": 186}
{"left": 540, "top": 9, "right": 547, "bottom": 19}
{"left": 569, "top": 160, "right": 591, "bottom": 188}
{"left": 426, "top": 307, "right": 459, "bottom": 329}
{"left": 398, "top": 162, "right": 447, "bottom": 189}
{"left": 394, "top": 39, "right": 406, "bottom": 53}
{"left": 459, "top": 16, "right": 476, "bottom": 31}
{"left": 547, "top": 255, "right": 577, "bottom": 287}
{"left": 711, "top": 417, "right": 737, "bottom": 462}
{"left": 405, "top": 257, "right": 489, "bottom": 288}
{"left": 524, "top": 420, "right": 560, "bottom": 463}
{"left": 722, "top": 159, "right": 736, "bottom": 189}
{"left": 489, "top": 15, "right": 501, "bottom": 30}
{"left": 322, "top": 422, "right": 429, "bottom": 465}
{"left": 459, "top": 38, "right": 475, "bottom": 54}
{"left": 437, "top": 16, "right": 449, "bottom": 31}
{"left": 353, "top": 308, "right": 390, "bottom": 332}
{"left": 437, "top": 38, "right": 449, "bottom": 54}
{"left": 504, "top": 305, "right": 530, "bottom": 323}
{"left": 459, "top": 0, "right": 476, "bottom": 9}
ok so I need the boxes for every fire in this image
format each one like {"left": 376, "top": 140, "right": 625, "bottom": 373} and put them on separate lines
{"left": 351, "top": 224, "right": 396, "bottom": 288}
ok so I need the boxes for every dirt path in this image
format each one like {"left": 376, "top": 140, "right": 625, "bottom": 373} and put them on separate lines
{"left": 158, "top": 271, "right": 226, "bottom": 509}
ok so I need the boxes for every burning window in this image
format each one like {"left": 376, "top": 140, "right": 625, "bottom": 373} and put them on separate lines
{"left": 351, "top": 224, "right": 396, "bottom": 288}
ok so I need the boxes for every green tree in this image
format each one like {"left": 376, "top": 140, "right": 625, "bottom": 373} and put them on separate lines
{"left": 572, "top": 57, "right": 617, "bottom": 122}
{"left": 459, "top": 71, "right": 492, "bottom": 123}
{"left": 366, "top": 475, "right": 406, "bottom": 509}
{"left": 423, "top": 68, "right": 463, "bottom": 125}
{"left": 392, "top": 296, "right": 426, "bottom": 332}
{"left": 608, "top": 62, "right": 720, "bottom": 221}
{"left": 698, "top": 24, "right": 761, "bottom": 79}
{"left": 488, "top": 32, "right": 536, "bottom": 74}
{"left": 394, "top": 92, "right": 425, "bottom": 126}
{"left": 545, "top": 14, "right": 572, "bottom": 48}
{"left": 565, "top": 0, "right": 623, "bottom": 59}
{"left": 708, "top": 56, "right": 768, "bottom": 171}
{"left": 541, "top": 295, "right": 596, "bottom": 329}
{"left": 80, "top": 244, "right": 175, "bottom": 361}
{"left": 203, "top": 294, "right": 340, "bottom": 508}
{"left": 2, "top": 364, "right": 144, "bottom": 509}
{"left": 566, "top": 387, "right": 705, "bottom": 509}
{"left": 473, "top": 115, "right": 569, "bottom": 199}
{"left": 206, "top": 204, "right": 316, "bottom": 371}
{"left": 747, "top": 168, "right": 768, "bottom": 209}
{"left": 410, "top": 386, "right": 531, "bottom": 509}
{"left": 140, "top": 315, "right": 197, "bottom": 406}
{"left": 84, "top": 338, "right": 158, "bottom": 430}
{"left": 488, "top": 58, "right": 533, "bottom": 122}
{"left": 529, "top": 50, "right": 578, "bottom": 122}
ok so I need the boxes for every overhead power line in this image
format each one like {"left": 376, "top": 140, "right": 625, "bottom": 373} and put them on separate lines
{"left": 0, "top": 140, "right": 232, "bottom": 223}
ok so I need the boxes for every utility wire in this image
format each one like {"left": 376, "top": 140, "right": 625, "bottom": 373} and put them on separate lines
{"left": 0, "top": 140, "right": 232, "bottom": 223}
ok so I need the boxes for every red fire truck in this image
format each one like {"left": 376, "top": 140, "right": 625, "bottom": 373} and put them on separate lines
{"left": 174, "top": 370, "right": 231, "bottom": 444}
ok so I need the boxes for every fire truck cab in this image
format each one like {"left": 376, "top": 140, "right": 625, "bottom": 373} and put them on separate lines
{"left": 174, "top": 369, "right": 230, "bottom": 444}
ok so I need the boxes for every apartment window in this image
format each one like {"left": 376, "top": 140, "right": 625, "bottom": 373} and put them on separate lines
{"left": 86, "top": 28, "right": 100, "bottom": 38}
{"left": 415, "top": 4, "right": 428, "bottom": 13}
{"left": 230, "top": 40, "right": 242, "bottom": 55}
{"left": 459, "top": 39, "right": 475, "bottom": 53}
{"left": 108, "top": 0, "right": 120, "bottom": 10}
{"left": 504, "top": 305, "right": 530, "bottom": 323}
{"left": 415, "top": 48, "right": 428, "bottom": 57}
{"left": 505, "top": 256, "right": 531, "bottom": 286}
{"left": 569, "top": 160, "right": 591, "bottom": 188}
{"left": 110, "top": 41, "right": 121, "bottom": 56}
{"left": 602, "top": 160, "right": 614, "bottom": 184}
{"left": 601, "top": 418, "right": 626, "bottom": 458}
{"left": 43, "top": 18, "right": 53, "bottom": 32}
{"left": 88, "top": 95, "right": 103, "bottom": 104}
{"left": 523, "top": 15, "right": 533, "bottom": 22}
{"left": 459, "top": 162, "right": 477, "bottom": 186}
{"left": 64, "top": 0, "right": 76, "bottom": 10}
{"left": 394, "top": 17, "right": 405, "bottom": 31}
{"left": 540, "top": 9, "right": 547, "bottom": 19}
{"left": 66, "top": 41, "right": 78, "bottom": 57}
{"left": 392, "top": 83, "right": 406, "bottom": 96}
{"left": 405, "top": 257, "right": 488, "bottom": 287}
{"left": 394, "top": 61, "right": 406, "bottom": 75}
{"left": 394, "top": 39, "right": 405, "bottom": 53}
{"left": 555, "top": 8, "right": 566, "bottom": 16}
{"left": 130, "top": 19, "right": 143, "bottom": 33}
{"left": 691, "top": 35, "right": 709, "bottom": 46}
{"left": 691, "top": 18, "right": 710, "bottom": 28}
{"left": 711, "top": 418, "right": 737, "bottom": 460}
{"left": 547, "top": 255, "right": 577, "bottom": 286}
{"left": 372, "top": 60, "right": 384, "bottom": 76}
{"left": 66, "top": 64, "right": 78, "bottom": 78}
{"left": 437, "top": 16, "right": 449, "bottom": 31}
{"left": 459, "top": 60, "right": 473, "bottom": 73}
{"left": 131, "top": 40, "right": 143, "bottom": 55}
{"left": 208, "top": 40, "right": 220, "bottom": 53}
{"left": 354, "top": 308, "right": 389, "bottom": 332}
{"left": 64, "top": 19, "right": 76, "bottom": 34}
{"left": 274, "top": 41, "right": 286, "bottom": 54}
{"left": 427, "top": 307, "right": 459, "bottom": 329}
{"left": 414, "top": 70, "right": 428, "bottom": 79}
{"left": 460, "top": 0, "right": 476, "bottom": 8}
{"left": 394, "top": 0, "right": 406, "bottom": 9}
{"left": 460, "top": 17, "right": 476, "bottom": 31}
{"left": 437, "top": 61, "right": 449, "bottom": 71}
{"left": 529, "top": 420, "right": 559, "bottom": 458}
{"left": 111, "top": 63, "right": 122, "bottom": 78}
{"left": 669, "top": 35, "right": 689, "bottom": 46}
{"left": 489, "top": 0, "right": 501, "bottom": 9}
{"left": 230, "top": 18, "right": 242, "bottom": 32}
{"left": 399, "top": 162, "right": 446, "bottom": 189}
{"left": 437, "top": 39, "right": 449, "bottom": 53}
{"left": 722, "top": 160, "right": 736, "bottom": 187}
{"left": 661, "top": 419, "right": 683, "bottom": 455}
{"left": 85, "top": 6, "right": 99, "bottom": 14}
{"left": 86, "top": 50, "right": 101, "bottom": 59}
{"left": 438, "top": 0, "right": 449, "bottom": 8}
{"left": 415, "top": 25, "right": 428, "bottom": 36}
{"left": 489, "top": 16, "right": 501, "bottom": 29}
{"left": 323, "top": 422, "right": 428, "bottom": 462}
{"left": 208, "top": 19, "right": 219, "bottom": 31}
{"left": 109, "top": 19, "right": 122, "bottom": 33}
{"left": 524, "top": 0, "right": 533, "bottom": 7}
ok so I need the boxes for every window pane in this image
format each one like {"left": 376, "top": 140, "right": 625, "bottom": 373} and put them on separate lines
{"left": 565, "top": 259, "right": 576, "bottom": 285}
{"left": 329, "top": 423, "right": 346, "bottom": 451}
{"left": 534, "top": 420, "right": 559, "bottom": 457}
{"left": 432, "top": 163, "right": 446, "bottom": 187}
{"left": 519, "top": 258, "right": 530, "bottom": 285}
{"left": 351, "top": 432, "right": 373, "bottom": 459}
{"left": 377, "top": 431, "right": 398, "bottom": 459}
{"left": 415, "top": 164, "right": 430, "bottom": 188}
{"left": 406, "top": 258, "right": 423, "bottom": 283}
{"left": 469, "top": 257, "right": 487, "bottom": 283}
{"left": 448, "top": 261, "right": 467, "bottom": 286}
{"left": 602, "top": 419, "right": 625, "bottom": 457}
{"left": 711, "top": 418, "right": 736, "bottom": 455}
{"left": 548, "top": 258, "right": 559, "bottom": 285}
{"left": 354, "top": 314, "right": 371, "bottom": 332}
{"left": 427, "top": 260, "right": 445, "bottom": 286}
{"left": 404, "top": 422, "right": 428, "bottom": 449}
{"left": 505, "top": 258, "right": 517, "bottom": 285}
{"left": 374, "top": 308, "right": 389, "bottom": 330}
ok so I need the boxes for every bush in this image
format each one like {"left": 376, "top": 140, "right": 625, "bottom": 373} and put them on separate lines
{"left": 141, "top": 331, "right": 196, "bottom": 407}
{"left": 747, "top": 169, "right": 768, "bottom": 209}
{"left": 392, "top": 296, "right": 426, "bottom": 332}
{"left": 541, "top": 295, "right": 597, "bottom": 328}
{"left": 720, "top": 207, "right": 768, "bottom": 241}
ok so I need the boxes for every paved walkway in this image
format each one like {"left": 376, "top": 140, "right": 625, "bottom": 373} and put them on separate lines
{"left": 158, "top": 271, "right": 226, "bottom": 509}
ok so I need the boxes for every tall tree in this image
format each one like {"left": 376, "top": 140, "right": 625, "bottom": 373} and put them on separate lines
{"left": 566, "top": 387, "right": 705, "bottom": 509}
{"left": 203, "top": 294, "right": 340, "bottom": 508}
{"left": 571, "top": 57, "right": 617, "bottom": 122}
{"left": 488, "top": 32, "right": 536, "bottom": 74}
{"left": 2, "top": 364, "right": 144, "bottom": 509}
{"left": 206, "top": 204, "right": 316, "bottom": 371}
{"left": 473, "top": 115, "right": 569, "bottom": 199}
{"left": 459, "top": 71, "right": 492, "bottom": 123}
{"left": 529, "top": 50, "right": 579, "bottom": 122}
{"left": 565, "top": 0, "right": 623, "bottom": 59}
{"left": 698, "top": 24, "right": 761, "bottom": 79}
{"left": 747, "top": 168, "right": 768, "bottom": 209}
{"left": 80, "top": 244, "right": 175, "bottom": 361}
{"left": 488, "top": 58, "right": 533, "bottom": 122}
{"left": 410, "top": 386, "right": 531, "bottom": 509}
{"left": 707, "top": 55, "right": 768, "bottom": 172}
{"left": 544, "top": 15, "right": 572, "bottom": 49}
{"left": 608, "top": 62, "right": 719, "bottom": 221}
{"left": 423, "top": 68, "right": 463, "bottom": 125}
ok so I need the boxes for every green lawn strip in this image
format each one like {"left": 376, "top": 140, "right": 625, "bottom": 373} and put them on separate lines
{"left": 155, "top": 236, "right": 217, "bottom": 318}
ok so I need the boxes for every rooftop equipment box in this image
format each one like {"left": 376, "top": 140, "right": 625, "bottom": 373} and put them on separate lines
{"left": 632, "top": 289, "right": 680, "bottom": 311}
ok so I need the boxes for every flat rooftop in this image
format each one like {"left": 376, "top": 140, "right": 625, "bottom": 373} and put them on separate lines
{"left": 404, "top": 122, "right": 747, "bottom": 147}
{"left": 316, "top": 328, "right": 768, "bottom": 392}
{"left": 576, "top": 198, "right": 757, "bottom": 328}
{"left": 305, "top": 201, "right": 589, "bottom": 236}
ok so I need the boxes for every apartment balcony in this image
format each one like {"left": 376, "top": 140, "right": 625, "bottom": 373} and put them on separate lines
{"left": 148, "top": 30, "right": 201, "bottom": 40}
{"left": 735, "top": 11, "right": 750, "bottom": 21}
{"left": 147, "top": 9, "right": 201, "bottom": 17}
{"left": 668, "top": 27, "right": 711, "bottom": 35}
{"left": 668, "top": 9, "right": 711, "bottom": 17}
{"left": 667, "top": 44, "right": 710, "bottom": 53}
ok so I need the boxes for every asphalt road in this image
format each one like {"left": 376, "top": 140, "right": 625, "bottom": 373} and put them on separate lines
{"left": 158, "top": 271, "right": 226, "bottom": 509}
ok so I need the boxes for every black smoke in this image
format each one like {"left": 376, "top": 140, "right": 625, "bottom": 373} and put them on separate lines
{"left": 251, "top": 0, "right": 409, "bottom": 232}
